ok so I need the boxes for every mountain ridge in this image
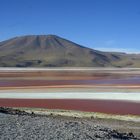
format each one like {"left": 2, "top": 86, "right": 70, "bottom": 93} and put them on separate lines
{"left": 0, "top": 35, "right": 140, "bottom": 67}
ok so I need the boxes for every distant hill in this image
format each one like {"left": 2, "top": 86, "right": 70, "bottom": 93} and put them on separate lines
{"left": 0, "top": 35, "right": 140, "bottom": 67}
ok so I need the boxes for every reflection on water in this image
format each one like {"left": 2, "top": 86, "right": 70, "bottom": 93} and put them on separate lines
{"left": 0, "top": 71, "right": 140, "bottom": 87}
{"left": 0, "top": 76, "right": 140, "bottom": 87}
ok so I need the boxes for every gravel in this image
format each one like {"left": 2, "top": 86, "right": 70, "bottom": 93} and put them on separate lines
{"left": 0, "top": 110, "right": 139, "bottom": 140}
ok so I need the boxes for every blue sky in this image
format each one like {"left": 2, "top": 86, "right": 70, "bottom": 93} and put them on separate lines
{"left": 0, "top": 0, "right": 140, "bottom": 53}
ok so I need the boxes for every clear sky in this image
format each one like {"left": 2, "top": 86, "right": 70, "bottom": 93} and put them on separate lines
{"left": 0, "top": 0, "right": 140, "bottom": 53}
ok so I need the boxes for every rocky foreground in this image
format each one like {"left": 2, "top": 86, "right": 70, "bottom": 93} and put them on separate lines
{"left": 0, "top": 107, "right": 139, "bottom": 140}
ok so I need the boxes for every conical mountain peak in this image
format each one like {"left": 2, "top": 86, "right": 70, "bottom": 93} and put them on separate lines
{"left": 0, "top": 34, "right": 139, "bottom": 67}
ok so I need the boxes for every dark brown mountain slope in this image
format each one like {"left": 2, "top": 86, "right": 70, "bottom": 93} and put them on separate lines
{"left": 0, "top": 35, "right": 139, "bottom": 67}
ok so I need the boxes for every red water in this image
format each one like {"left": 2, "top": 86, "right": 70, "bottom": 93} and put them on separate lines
{"left": 0, "top": 99, "right": 140, "bottom": 115}
{"left": 0, "top": 71, "right": 140, "bottom": 115}
{"left": 0, "top": 76, "right": 140, "bottom": 87}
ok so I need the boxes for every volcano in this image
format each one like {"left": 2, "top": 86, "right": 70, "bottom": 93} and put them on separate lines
{"left": 0, "top": 35, "right": 139, "bottom": 67}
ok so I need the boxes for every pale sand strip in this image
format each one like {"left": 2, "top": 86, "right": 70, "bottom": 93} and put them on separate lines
{"left": 0, "top": 85, "right": 140, "bottom": 90}
{"left": 0, "top": 67, "right": 140, "bottom": 70}
{"left": 0, "top": 92, "right": 140, "bottom": 102}
{"left": 22, "top": 108, "right": 140, "bottom": 122}
{"left": 0, "top": 67, "right": 140, "bottom": 73}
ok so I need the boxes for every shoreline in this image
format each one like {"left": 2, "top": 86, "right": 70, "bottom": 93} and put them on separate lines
{"left": 0, "top": 67, "right": 140, "bottom": 72}
{"left": 11, "top": 107, "right": 140, "bottom": 122}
